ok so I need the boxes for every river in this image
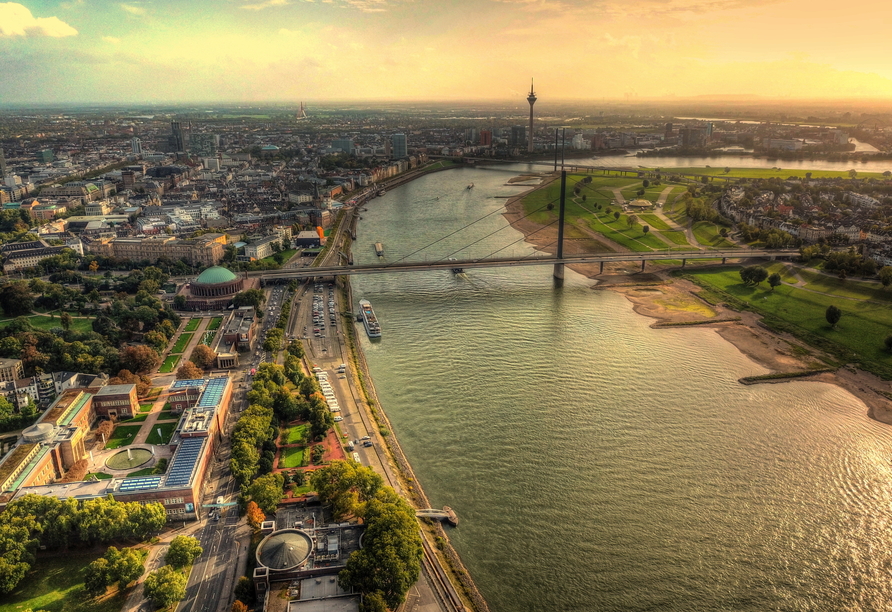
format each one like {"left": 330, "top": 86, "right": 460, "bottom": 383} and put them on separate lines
{"left": 350, "top": 163, "right": 892, "bottom": 612}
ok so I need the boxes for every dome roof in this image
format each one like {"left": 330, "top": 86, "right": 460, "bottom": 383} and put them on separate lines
{"left": 195, "top": 266, "right": 238, "bottom": 285}
{"left": 22, "top": 422, "right": 55, "bottom": 443}
{"left": 257, "top": 529, "right": 313, "bottom": 570}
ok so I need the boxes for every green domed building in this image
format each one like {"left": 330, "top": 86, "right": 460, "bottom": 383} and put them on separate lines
{"left": 179, "top": 265, "right": 258, "bottom": 310}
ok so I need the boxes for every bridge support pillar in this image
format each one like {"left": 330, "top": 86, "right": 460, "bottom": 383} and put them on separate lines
{"left": 722, "top": 257, "right": 726, "bottom": 264}
{"left": 641, "top": 260, "right": 646, "bottom": 272}
{"left": 553, "top": 263, "right": 565, "bottom": 280}
{"left": 682, "top": 259, "right": 686, "bottom": 268}
{"left": 599, "top": 261, "right": 604, "bottom": 274}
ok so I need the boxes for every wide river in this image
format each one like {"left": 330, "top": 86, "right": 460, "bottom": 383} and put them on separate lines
{"left": 351, "top": 162, "right": 892, "bottom": 612}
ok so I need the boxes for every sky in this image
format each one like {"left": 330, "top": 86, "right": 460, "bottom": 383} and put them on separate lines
{"left": 3, "top": 0, "right": 892, "bottom": 105}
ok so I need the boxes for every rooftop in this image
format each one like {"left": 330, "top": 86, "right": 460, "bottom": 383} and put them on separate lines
{"left": 95, "top": 384, "right": 136, "bottom": 396}
{"left": 195, "top": 266, "right": 238, "bottom": 285}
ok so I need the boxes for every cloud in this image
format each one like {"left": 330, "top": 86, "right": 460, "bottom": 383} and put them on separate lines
{"left": 119, "top": 3, "right": 146, "bottom": 15}
{"left": 0, "top": 2, "right": 78, "bottom": 37}
{"left": 102, "top": 36, "right": 121, "bottom": 44}
{"left": 604, "top": 33, "right": 642, "bottom": 57}
{"left": 241, "top": 0, "right": 289, "bottom": 10}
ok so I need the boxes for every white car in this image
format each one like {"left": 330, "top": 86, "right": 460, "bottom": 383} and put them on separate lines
{"left": 333, "top": 416, "right": 343, "bottom": 422}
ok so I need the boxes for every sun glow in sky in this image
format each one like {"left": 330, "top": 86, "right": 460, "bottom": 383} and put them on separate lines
{"left": 2, "top": 0, "right": 892, "bottom": 104}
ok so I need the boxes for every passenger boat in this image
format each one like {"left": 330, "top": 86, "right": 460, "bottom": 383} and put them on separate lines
{"left": 359, "top": 299, "right": 381, "bottom": 338}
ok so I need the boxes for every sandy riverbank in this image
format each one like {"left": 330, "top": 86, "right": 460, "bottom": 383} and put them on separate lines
{"left": 503, "top": 174, "right": 892, "bottom": 424}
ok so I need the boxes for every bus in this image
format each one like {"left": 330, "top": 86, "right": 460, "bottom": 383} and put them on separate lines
{"left": 352, "top": 452, "right": 361, "bottom": 463}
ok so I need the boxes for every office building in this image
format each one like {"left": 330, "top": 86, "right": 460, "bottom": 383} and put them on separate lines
{"left": 131, "top": 137, "right": 142, "bottom": 155}
{"left": 391, "top": 133, "right": 407, "bottom": 159}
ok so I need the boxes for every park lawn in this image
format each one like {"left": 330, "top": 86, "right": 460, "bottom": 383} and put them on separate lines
{"left": 156, "top": 410, "right": 180, "bottom": 421}
{"left": 658, "top": 230, "right": 691, "bottom": 246}
{"left": 637, "top": 214, "right": 672, "bottom": 231}
{"left": 0, "top": 550, "right": 135, "bottom": 612}
{"left": 278, "top": 446, "right": 305, "bottom": 469}
{"left": 684, "top": 266, "right": 892, "bottom": 378}
{"left": 283, "top": 423, "right": 308, "bottom": 445}
{"left": 692, "top": 221, "right": 737, "bottom": 249}
{"left": 104, "top": 425, "right": 143, "bottom": 449}
{"left": 84, "top": 472, "right": 113, "bottom": 480}
{"left": 121, "top": 413, "right": 148, "bottom": 423}
{"left": 796, "top": 269, "right": 892, "bottom": 302}
{"left": 200, "top": 330, "right": 217, "bottom": 346}
{"left": 0, "top": 315, "right": 93, "bottom": 334}
{"left": 207, "top": 317, "right": 223, "bottom": 331}
{"left": 145, "top": 422, "right": 177, "bottom": 445}
{"left": 159, "top": 355, "right": 181, "bottom": 373}
{"left": 184, "top": 318, "right": 201, "bottom": 332}
{"left": 170, "top": 333, "right": 194, "bottom": 354}
{"left": 139, "top": 403, "right": 154, "bottom": 412}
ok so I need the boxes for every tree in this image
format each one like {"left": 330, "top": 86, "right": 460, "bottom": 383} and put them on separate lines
{"left": 849, "top": 169, "right": 858, "bottom": 179}
{"left": 246, "top": 501, "right": 265, "bottom": 530}
{"left": 311, "top": 461, "right": 383, "bottom": 520}
{"left": 143, "top": 565, "right": 187, "bottom": 608}
{"left": 176, "top": 361, "right": 205, "bottom": 380}
{"left": 884, "top": 335, "right": 892, "bottom": 352}
{"left": 166, "top": 536, "right": 203, "bottom": 570}
{"left": 739, "top": 266, "right": 768, "bottom": 286}
{"left": 0, "top": 282, "right": 34, "bottom": 317}
{"left": 642, "top": 179, "right": 650, "bottom": 188}
{"left": 234, "top": 577, "right": 255, "bottom": 606}
{"left": 232, "top": 602, "right": 249, "bottom": 612}
{"left": 232, "top": 289, "right": 266, "bottom": 311}
{"left": 173, "top": 294, "right": 187, "bottom": 309}
{"left": 60, "top": 312, "right": 72, "bottom": 331}
{"left": 642, "top": 225, "right": 649, "bottom": 236}
{"left": 84, "top": 557, "right": 111, "bottom": 597}
{"left": 879, "top": 266, "right": 892, "bottom": 288}
{"left": 119, "top": 345, "right": 160, "bottom": 374}
{"left": 613, "top": 211, "right": 620, "bottom": 221}
{"left": 247, "top": 473, "right": 285, "bottom": 514}
{"left": 361, "top": 592, "right": 390, "bottom": 612}
{"left": 106, "top": 546, "right": 145, "bottom": 589}
{"left": 826, "top": 305, "right": 842, "bottom": 329}
{"left": 768, "top": 273, "right": 782, "bottom": 291}
{"left": 189, "top": 344, "right": 217, "bottom": 369}
{"left": 627, "top": 214, "right": 638, "bottom": 229}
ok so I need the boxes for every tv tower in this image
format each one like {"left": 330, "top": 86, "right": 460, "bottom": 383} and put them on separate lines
{"left": 526, "top": 79, "right": 537, "bottom": 153}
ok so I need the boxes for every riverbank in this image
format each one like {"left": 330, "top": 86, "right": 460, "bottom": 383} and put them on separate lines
{"left": 503, "top": 173, "right": 892, "bottom": 425}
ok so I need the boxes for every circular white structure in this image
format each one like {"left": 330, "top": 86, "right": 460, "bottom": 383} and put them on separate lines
{"left": 22, "top": 422, "right": 55, "bottom": 443}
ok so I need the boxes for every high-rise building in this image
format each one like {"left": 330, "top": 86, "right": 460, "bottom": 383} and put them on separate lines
{"left": 510, "top": 126, "right": 526, "bottom": 150}
{"left": 384, "top": 139, "right": 392, "bottom": 157}
{"left": 332, "top": 139, "right": 355, "bottom": 155}
{"left": 480, "top": 130, "right": 492, "bottom": 146}
{"left": 37, "top": 149, "right": 54, "bottom": 163}
{"left": 526, "top": 79, "right": 537, "bottom": 153}
{"left": 170, "top": 121, "right": 190, "bottom": 152}
{"left": 0, "top": 147, "right": 6, "bottom": 177}
{"left": 131, "top": 137, "right": 142, "bottom": 155}
{"left": 391, "top": 133, "right": 407, "bottom": 159}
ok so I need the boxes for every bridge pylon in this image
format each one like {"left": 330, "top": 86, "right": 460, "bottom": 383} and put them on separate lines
{"left": 554, "top": 170, "right": 567, "bottom": 281}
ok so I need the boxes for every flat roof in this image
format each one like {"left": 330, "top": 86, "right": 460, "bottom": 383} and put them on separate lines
{"left": 165, "top": 437, "right": 206, "bottom": 488}
{"left": 96, "top": 384, "right": 135, "bottom": 396}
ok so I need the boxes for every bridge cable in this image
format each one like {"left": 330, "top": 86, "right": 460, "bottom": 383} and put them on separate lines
{"left": 475, "top": 220, "right": 561, "bottom": 261}
{"left": 384, "top": 195, "right": 561, "bottom": 267}
{"left": 434, "top": 199, "right": 562, "bottom": 263}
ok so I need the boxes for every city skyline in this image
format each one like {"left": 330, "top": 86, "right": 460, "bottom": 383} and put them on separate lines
{"left": 2, "top": 0, "right": 892, "bottom": 105}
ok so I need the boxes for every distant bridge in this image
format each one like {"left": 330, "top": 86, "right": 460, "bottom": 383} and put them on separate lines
{"left": 257, "top": 249, "right": 798, "bottom": 282}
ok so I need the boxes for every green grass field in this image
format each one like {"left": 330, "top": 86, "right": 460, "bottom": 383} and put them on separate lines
{"left": 283, "top": 423, "right": 308, "bottom": 445}
{"left": 120, "top": 414, "right": 148, "bottom": 423}
{"left": 145, "top": 422, "right": 177, "bottom": 445}
{"left": 658, "top": 230, "right": 691, "bottom": 246}
{"left": 637, "top": 214, "right": 673, "bottom": 231}
{"left": 278, "top": 446, "right": 305, "bottom": 469}
{"left": 104, "top": 425, "right": 143, "bottom": 449}
{"left": 84, "top": 472, "right": 113, "bottom": 480}
{"left": 156, "top": 411, "right": 180, "bottom": 421}
{"left": 139, "top": 403, "right": 154, "bottom": 413}
{"left": 684, "top": 266, "right": 892, "bottom": 379}
{"left": 692, "top": 221, "right": 737, "bottom": 248}
{"left": 207, "top": 317, "right": 223, "bottom": 331}
{"left": 0, "top": 314, "right": 93, "bottom": 334}
{"left": 184, "top": 318, "right": 201, "bottom": 332}
{"left": 159, "top": 355, "right": 181, "bottom": 373}
{"left": 200, "top": 330, "right": 216, "bottom": 346}
{"left": 170, "top": 333, "right": 194, "bottom": 354}
{"left": 0, "top": 550, "right": 135, "bottom": 612}
{"left": 126, "top": 468, "right": 155, "bottom": 477}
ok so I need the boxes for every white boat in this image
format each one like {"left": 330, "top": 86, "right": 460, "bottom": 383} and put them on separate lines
{"left": 359, "top": 299, "right": 382, "bottom": 338}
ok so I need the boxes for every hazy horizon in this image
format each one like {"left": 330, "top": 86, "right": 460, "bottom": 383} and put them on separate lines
{"left": 3, "top": 0, "right": 892, "bottom": 105}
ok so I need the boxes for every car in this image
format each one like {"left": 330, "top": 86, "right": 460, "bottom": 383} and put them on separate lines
{"left": 333, "top": 416, "right": 343, "bottom": 422}
{"left": 360, "top": 435, "right": 371, "bottom": 441}
{"left": 363, "top": 441, "right": 373, "bottom": 447}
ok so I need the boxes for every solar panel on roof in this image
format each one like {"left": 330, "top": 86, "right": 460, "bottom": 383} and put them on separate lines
{"left": 119, "top": 476, "right": 162, "bottom": 492}
{"left": 171, "top": 379, "right": 206, "bottom": 389}
{"left": 165, "top": 438, "right": 205, "bottom": 487}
